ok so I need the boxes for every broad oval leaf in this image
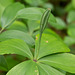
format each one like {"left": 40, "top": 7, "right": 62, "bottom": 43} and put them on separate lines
{"left": 6, "top": 60, "right": 65, "bottom": 75}
{"left": 37, "top": 63, "right": 65, "bottom": 75}
{"left": 67, "top": 11, "right": 75, "bottom": 23}
{"left": 0, "top": 55, "right": 8, "bottom": 71}
{"left": 38, "top": 53, "right": 75, "bottom": 73}
{"left": 1, "top": 2, "right": 24, "bottom": 29}
{"left": 17, "top": 7, "right": 45, "bottom": 20}
{"left": 27, "top": 20, "right": 40, "bottom": 34}
{"left": 50, "top": 17, "right": 66, "bottom": 30}
{"left": 0, "top": 0, "right": 14, "bottom": 7}
{"left": 6, "top": 60, "right": 39, "bottom": 75}
{"left": 68, "top": 24, "right": 75, "bottom": 38}
{"left": 35, "top": 34, "right": 70, "bottom": 59}
{"left": 6, "top": 21, "right": 28, "bottom": 32}
{"left": 0, "top": 30, "right": 35, "bottom": 46}
{"left": 0, "top": 39, "right": 33, "bottom": 59}
{"left": 64, "top": 36, "right": 75, "bottom": 46}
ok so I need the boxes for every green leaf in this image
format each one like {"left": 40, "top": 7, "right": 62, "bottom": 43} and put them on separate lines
{"left": 6, "top": 21, "right": 28, "bottom": 32}
{"left": 17, "top": 7, "right": 45, "bottom": 20}
{"left": 0, "top": 30, "right": 35, "bottom": 46}
{"left": 0, "top": 55, "right": 8, "bottom": 71}
{"left": 50, "top": 17, "right": 66, "bottom": 30}
{"left": 0, "top": 39, "right": 33, "bottom": 59}
{"left": 38, "top": 53, "right": 75, "bottom": 73}
{"left": 6, "top": 60, "right": 39, "bottom": 75}
{"left": 0, "top": 4, "right": 4, "bottom": 25}
{"left": 42, "top": 3, "right": 54, "bottom": 10}
{"left": 67, "top": 11, "right": 75, "bottom": 23}
{"left": 64, "top": 36, "right": 75, "bottom": 46}
{"left": 72, "top": 0, "right": 75, "bottom": 8}
{"left": 5, "top": 55, "right": 20, "bottom": 70}
{"left": 67, "top": 24, "right": 75, "bottom": 38}
{"left": 44, "top": 29, "right": 62, "bottom": 41}
{"left": 35, "top": 34, "right": 70, "bottom": 59}
{"left": 49, "top": 13, "right": 57, "bottom": 23}
{"left": 37, "top": 63, "right": 65, "bottom": 75}
{"left": 1, "top": 2, "right": 24, "bottom": 29}
{"left": 0, "top": 0, "right": 14, "bottom": 7}
{"left": 65, "top": 3, "right": 73, "bottom": 12}
{"left": 25, "top": 0, "right": 44, "bottom": 6}
{"left": 27, "top": 20, "right": 40, "bottom": 34}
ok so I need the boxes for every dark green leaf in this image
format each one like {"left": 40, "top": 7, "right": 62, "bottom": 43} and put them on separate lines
{"left": 0, "top": 55, "right": 8, "bottom": 71}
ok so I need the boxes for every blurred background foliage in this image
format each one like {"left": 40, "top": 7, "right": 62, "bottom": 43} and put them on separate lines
{"left": 0, "top": 0, "right": 75, "bottom": 75}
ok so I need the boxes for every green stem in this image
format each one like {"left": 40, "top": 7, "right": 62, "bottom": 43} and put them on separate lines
{"left": 34, "top": 8, "right": 51, "bottom": 60}
{"left": 0, "top": 28, "right": 4, "bottom": 33}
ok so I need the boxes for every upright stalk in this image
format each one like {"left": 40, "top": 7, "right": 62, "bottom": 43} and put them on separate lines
{"left": 34, "top": 8, "right": 51, "bottom": 60}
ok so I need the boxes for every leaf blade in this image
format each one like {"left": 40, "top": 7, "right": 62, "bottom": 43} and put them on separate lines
{"left": 38, "top": 53, "right": 75, "bottom": 73}
{"left": 0, "top": 39, "right": 33, "bottom": 59}
{"left": 0, "top": 30, "right": 35, "bottom": 46}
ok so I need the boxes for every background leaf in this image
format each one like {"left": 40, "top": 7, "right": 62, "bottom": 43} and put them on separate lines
{"left": 64, "top": 36, "right": 75, "bottom": 46}
{"left": 0, "top": 55, "right": 8, "bottom": 71}
{"left": 50, "top": 17, "right": 66, "bottom": 30}
{"left": 1, "top": 2, "right": 24, "bottom": 29}
{"left": 67, "top": 10, "right": 75, "bottom": 23}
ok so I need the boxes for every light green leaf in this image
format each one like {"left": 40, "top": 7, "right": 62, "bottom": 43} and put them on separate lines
{"left": 68, "top": 24, "right": 75, "bottom": 38}
{"left": 64, "top": 36, "right": 75, "bottom": 46}
{"left": 67, "top": 11, "right": 75, "bottom": 23}
{"left": 37, "top": 63, "right": 65, "bottom": 75}
{"left": 72, "top": 0, "right": 75, "bottom": 8}
{"left": 0, "top": 55, "right": 8, "bottom": 71}
{"left": 42, "top": 3, "right": 54, "bottom": 10}
{"left": 25, "top": 0, "right": 44, "bottom": 6}
{"left": 0, "top": 30, "right": 35, "bottom": 46}
{"left": 0, "top": 39, "right": 33, "bottom": 59}
{"left": 6, "top": 21, "right": 28, "bottom": 32}
{"left": 49, "top": 13, "right": 56, "bottom": 23}
{"left": 44, "top": 29, "right": 62, "bottom": 41}
{"left": 1, "top": 2, "right": 24, "bottom": 29}
{"left": 38, "top": 53, "right": 75, "bottom": 73}
{"left": 0, "top": 0, "right": 14, "bottom": 7}
{"left": 35, "top": 34, "right": 70, "bottom": 59}
{"left": 0, "top": 4, "right": 4, "bottom": 25}
{"left": 6, "top": 60, "right": 39, "bottom": 75}
{"left": 27, "top": 20, "right": 40, "bottom": 34}
{"left": 17, "top": 7, "right": 45, "bottom": 20}
{"left": 50, "top": 17, "right": 66, "bottom": 30}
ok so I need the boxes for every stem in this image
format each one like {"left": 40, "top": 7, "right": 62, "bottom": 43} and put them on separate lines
{"left": 0, "top": 28, "right": 4, "bottom": 33}
{"left": 34, "top": 8, "right": 51, "bottom": 60}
